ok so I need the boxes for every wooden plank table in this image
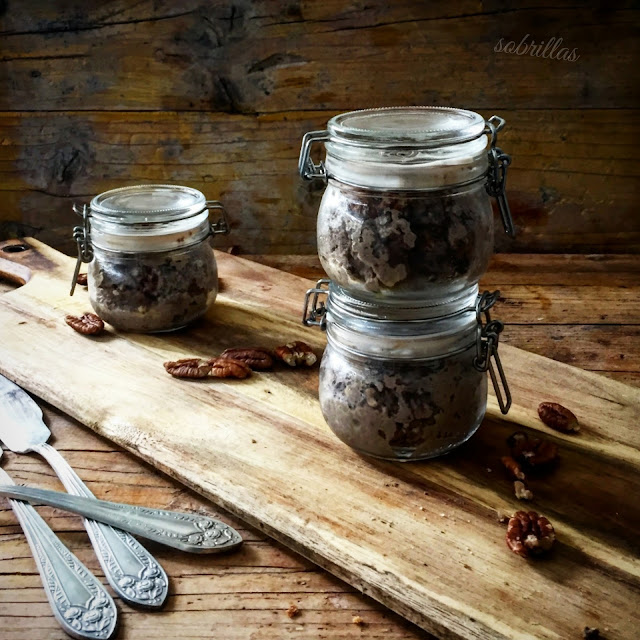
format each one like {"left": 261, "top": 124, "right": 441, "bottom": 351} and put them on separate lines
{"left": 0, "top": 252, "right": 638, "bottom": 640}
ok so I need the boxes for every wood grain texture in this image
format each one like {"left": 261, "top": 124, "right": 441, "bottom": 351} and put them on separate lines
{"left": 0, "top": 239, "right": 639, "bottom": 640}
{"left": 0, "top": 404, "right": 430, "bottom": 640}
{"left": 0, "top": 1, "right": 639, "bottom": 254}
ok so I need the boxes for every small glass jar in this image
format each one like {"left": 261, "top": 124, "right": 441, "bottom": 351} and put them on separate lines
{"left": 70, "top": 184, "right": 229, "bottom": 332}
{"left": 299, "top": 107, "right": 514, "bottom": 306}
{"left": 303, "top": 282, "right": 510, "bottom": 461}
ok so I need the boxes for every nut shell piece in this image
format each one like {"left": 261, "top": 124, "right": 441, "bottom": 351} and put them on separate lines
{"left": 538, "top": 402, "right": 580, "bottom": 433}
{"left": 65, "top": 313, "right": 104, "bottom": 335}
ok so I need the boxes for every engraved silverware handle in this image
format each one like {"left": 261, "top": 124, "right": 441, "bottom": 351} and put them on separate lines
{"left": 32, "top": 443, "right": 168, "bottom": 608}
{"left": 0, "top": 467, "right": 117, "bottom": 640}
{"left": 0, "top": 483, "right": 243, "bottom": 554}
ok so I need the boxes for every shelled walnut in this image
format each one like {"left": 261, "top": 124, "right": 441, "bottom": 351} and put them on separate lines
{"left": 65, "top": 313, "right": 104, "bottom": 335}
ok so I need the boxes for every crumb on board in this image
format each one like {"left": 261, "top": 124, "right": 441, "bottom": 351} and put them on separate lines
{"left": 352, "top": 615, "right": 365, "bottom": 626}
{"left": 287, "top": 604, "right": 300, "bottom": 619}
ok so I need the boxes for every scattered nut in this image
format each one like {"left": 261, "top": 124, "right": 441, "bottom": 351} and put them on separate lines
{"left": 352, "top": 615, "right": 365, "bottom": 626}
{"left": 164, "top": 358, "right": 212, "bottom": 379}
{"left": 76, "top": 273, "right": 88, "bottom": 286}
{"left": 508, "top": 431, "right": 558, "bottom": 468}
{"left": 583, "top": 627, "right": 601, "bottom": 639}
{"left": 274, "top": 341, "right": 317, "bottom": 367}
{"left": 286, "top": 604, "right": 300, "bottom": 619}
{"left": 538, "top": 402, "right": 580, "bottom": 433}
{"left": 501, "top": 455, "right": 525, "bottom": 480}
{"left": 208, "top": 357, "right": 252, "bottom": 379}
{"left": 65, "top": 313, "right": 104, "bottom": 335}
{"left": 506, "top": 511, "right": 555, "bottom": 558}
{"left": 220, "top": 347, "right": 274, "bottom": 370}
{"left": 514, "top": 481, "right": 534, "bottom": 501}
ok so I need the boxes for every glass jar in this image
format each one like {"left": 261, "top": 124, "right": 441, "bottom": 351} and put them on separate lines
{"left": 70, "top": 184, "right": 229, "bottom": 332}
{"left": 299, "top": 107, "right": 514, "bottom": 306}
{"left": 303, "top": 282, "right": 511, "bottom": 461}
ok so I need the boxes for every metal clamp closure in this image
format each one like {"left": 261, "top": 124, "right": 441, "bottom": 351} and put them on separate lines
{"left": 298, "top": 130, "right": 329, "bottom": 181}
{"left": 485, "top": 116, "right": 515, "bottom": 238}
{"left": 473, "top": 290, "right": 512, "bottom": 414}
{"left": 70, "top": 203, "right": 93, "bottom": 296}
{"left": 206, "top": 200, "right": 230, "bottom": 235}
{"left": 302, "top": 278, "right": 330, "bottom": 328}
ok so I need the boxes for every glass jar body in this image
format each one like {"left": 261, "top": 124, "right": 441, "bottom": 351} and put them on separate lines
{"left": 88, "top": 240, "right": 217, "bottom": 332}
{"left": 317, "top": 179, "right": 494, "bottom": 305}
{"left": 318, "top": 339, "right": 487, "bottom": 461}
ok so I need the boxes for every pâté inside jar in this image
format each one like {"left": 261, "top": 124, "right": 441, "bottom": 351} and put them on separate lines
{"left": 303, "top": 282, "right": 511, "bottom": 461}
{"left": 70, "top": 184, "right": 229, "bottom": 333}
{"left": 299, "top": 107, "right": 514, "bottom": 306}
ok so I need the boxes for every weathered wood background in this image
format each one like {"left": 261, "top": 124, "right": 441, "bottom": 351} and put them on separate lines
{"left": 0, "top": 0, "right": 638, "bottom": 254}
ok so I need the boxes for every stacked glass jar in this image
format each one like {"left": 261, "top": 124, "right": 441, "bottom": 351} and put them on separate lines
{"left": 298, "top": 107, "right": 513, "bottom": 461}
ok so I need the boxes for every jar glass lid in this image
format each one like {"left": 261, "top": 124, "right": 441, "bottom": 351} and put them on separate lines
{"left": 90, "top": 184, "right": 206, "bottom": 222}
{"left": 327, "top": 107, "right": 486, "bottom": 148}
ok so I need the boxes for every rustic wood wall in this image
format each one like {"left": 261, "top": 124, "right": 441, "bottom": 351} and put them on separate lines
{"left": 0, "top": 0, "right": 638, "bottom": 255}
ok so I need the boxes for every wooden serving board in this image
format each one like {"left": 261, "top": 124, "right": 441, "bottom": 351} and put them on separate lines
{"left": 0, "top": 238, "right": 639, "bottom": 640}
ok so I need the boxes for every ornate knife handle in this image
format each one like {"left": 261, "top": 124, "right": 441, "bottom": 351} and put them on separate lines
{"left": 0, "top": 467, "right": 117, "bottom": 640}
{"left": 33, "top": 443, "right": 169, "bottom": 608}
{"left": 0, "top": 483, "right": 243, "bottom": 554}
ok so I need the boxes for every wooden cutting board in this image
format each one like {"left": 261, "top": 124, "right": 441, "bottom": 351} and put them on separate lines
{"left": 0, "top": 238, "right": 638, "bottom": 640}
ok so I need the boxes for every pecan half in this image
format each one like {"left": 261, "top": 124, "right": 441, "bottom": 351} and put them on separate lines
{"left": 208, "top": 357, "right": 252, "bottom": 379}
{"left": 507, "top": 431, "right": 558, "bottom": 468}
{"left": 65, "top": 313, "right": 104, "bottom": 335}
{"left": 164, "top": 358, "right": 212, "bottom": 379}
{"left": 274, "top": 341, "right": 317, "bottom": 367}
{"left": 501, "top": 455, "right": 525, "bottom": 480}
{"left": 219, "top": 347, "right": 273, "bottom": 370}
{"left": 506, "top": 511, "right": 555, "bottom": 558}
{"left": 538, "top": 402, "right": 580, "bottom": 433}
{"left": 76, "top": 273, "right": 88, "bottom": 286}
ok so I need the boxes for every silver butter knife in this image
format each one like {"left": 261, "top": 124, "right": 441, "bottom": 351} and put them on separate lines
{"left": 0, "top": 451, "right": 118, "bottom": 639}
{"left": 0, "top": 483, "right": 244, "bottom": 553}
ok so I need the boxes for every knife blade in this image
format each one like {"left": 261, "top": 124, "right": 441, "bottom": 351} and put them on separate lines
{"left": 0, "top": 373, "right": 170, "bottom": 606}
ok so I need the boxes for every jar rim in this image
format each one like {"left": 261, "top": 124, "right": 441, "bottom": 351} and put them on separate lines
{"left": 327, "top": 106, "right": 486, "bottom": 149}
{"left": 89, "top": 184, "right": 207, "bottom": 223}
{"left": 326, "top": 283, "right": 480, "bottom": 322}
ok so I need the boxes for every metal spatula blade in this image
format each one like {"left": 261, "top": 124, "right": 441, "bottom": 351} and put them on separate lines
{"left": 0, "top": 375, "right": 50, "bottom": 452}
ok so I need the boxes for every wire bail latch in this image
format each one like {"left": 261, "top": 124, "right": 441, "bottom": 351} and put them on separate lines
{"left": 302, "top": 278, "right": 330, "bottom": 328}
{"left": 485, "top": 116, "right": 515, "bottom": 238}
{"left": 298, "top": 131, "right": 330, "bottom": 181}
{"left": 473, "top": 289, "right": 512, "bottom": 414}
{"left": 70, "top": 203, "right": 93, "bottom": 296}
